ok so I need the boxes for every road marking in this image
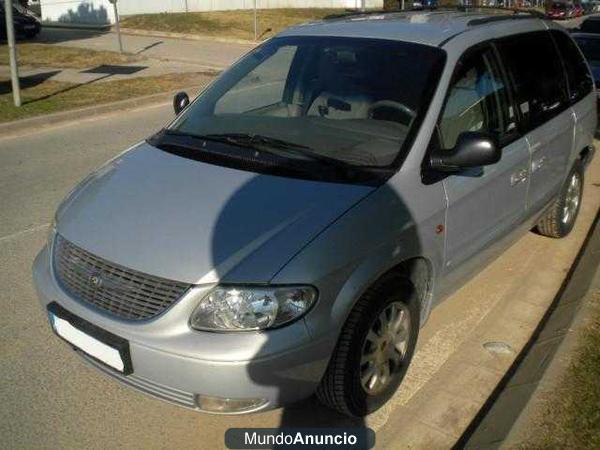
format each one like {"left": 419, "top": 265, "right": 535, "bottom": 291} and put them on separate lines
{"left": 0, "top": 223, "right": 49, "bottom": 244}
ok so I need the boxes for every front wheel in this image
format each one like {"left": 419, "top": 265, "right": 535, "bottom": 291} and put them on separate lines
{"left": 536, "top": 161, "right": 584, "bottom": 239}
{"left": 316, "top": 277, "right": 419, "bottom": 417}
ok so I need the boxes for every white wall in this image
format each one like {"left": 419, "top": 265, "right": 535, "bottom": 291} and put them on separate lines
{"left": 118, "top": 0, "right": 383, "bottom": 15}
{"left": 40, "top": 0, "right": 115, "bottom": 25}
{"left": 40, "top": 0, "right": 383, "bottom": 25}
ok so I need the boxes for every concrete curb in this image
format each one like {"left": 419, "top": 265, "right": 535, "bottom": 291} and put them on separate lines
{"left": 115, "top": 27, "right": 260, "bottom": 46}
{"left": 0, "top": 86, "right": 202, "bottom": 138}
{"left": 502, "top": 241, "right": 600, "bottom": 447}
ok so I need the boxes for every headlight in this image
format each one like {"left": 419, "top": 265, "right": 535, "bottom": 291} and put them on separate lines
{"left": 190, "top": 286, "right": 317, "bottom": 332}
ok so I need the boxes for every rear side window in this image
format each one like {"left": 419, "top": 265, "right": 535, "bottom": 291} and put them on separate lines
{"left": 439, "top": 47, "right": 514, "bottom": 150}
{"left": 497, "top": 32, "right": 568, "bottom": 130}
{"left": 580, "top": 18, "right": 600, "bottom": 33}
{"left": 552, "top": 31, "right": 595, "bottom": 102}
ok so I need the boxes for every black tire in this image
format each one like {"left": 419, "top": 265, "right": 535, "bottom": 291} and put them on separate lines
{"left": 536, "top": 160, "right": 584, "bottom": 239}
{"left": 316, "top": 275, "right": 420, "bottom": 417}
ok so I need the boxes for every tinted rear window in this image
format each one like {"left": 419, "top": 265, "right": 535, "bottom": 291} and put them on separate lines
{"left": 497, "top": 31, "right": 568, "bottom": 130}
{"left": 581, "top": 18, "right": 600, "bottom": 33}
{"left": 554, "top": 31, "right": 595, "bottom": 99}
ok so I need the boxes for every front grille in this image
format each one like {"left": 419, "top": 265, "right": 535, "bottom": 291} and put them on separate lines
{"left": 53, "top": 234, "right": 191, "bottom": 320}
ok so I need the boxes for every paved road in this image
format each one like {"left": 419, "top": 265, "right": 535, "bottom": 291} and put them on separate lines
{"left": 1, "top": 102, "right": 599, "bottom": 449}
{"left": 35, "top": 27, "right": 254, "bottom": 69}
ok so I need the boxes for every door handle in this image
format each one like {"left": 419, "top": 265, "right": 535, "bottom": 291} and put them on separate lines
{"left": 541, "top": 101, "right": 561, "bottom": 113}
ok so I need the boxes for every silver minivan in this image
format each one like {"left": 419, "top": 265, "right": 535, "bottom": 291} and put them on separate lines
{"left": 33, "top": 11, "right": 596, "bottom": 417}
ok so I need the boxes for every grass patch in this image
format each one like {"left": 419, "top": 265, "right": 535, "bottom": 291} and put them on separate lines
{"left": 0, "top": 43, "right": 140, "bottom": 69}
{"left": 520, "top": 290, "right": 600, "bottom": 449}
{"left": 121, "top": 8, "right": 346, "bottom": 41}
{"left": 0, "top": 71, "right": 215, "bottom": 123}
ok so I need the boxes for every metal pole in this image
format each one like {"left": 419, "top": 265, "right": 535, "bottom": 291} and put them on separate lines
{"left": 4, "top": 0, "right": 21, "bottom": 107}
{"left": 361, "top": 0, "right": 366, "bottom": 10}
{"left": 112, "top": 1, "right": 123, "bottom": 53}
{"left": 253, "top": 0, "right": 257, "bottom": 41}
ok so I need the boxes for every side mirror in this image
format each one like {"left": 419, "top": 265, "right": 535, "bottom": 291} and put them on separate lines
{"left": 430, "top": 131, "right": 501, "bottom": 172}
{"left": 173, "top": 92, "right": 190, "bottom": 115}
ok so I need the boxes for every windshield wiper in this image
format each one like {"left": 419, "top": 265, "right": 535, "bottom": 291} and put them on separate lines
{"left": 203, "top": 133, "right": 356, "bottom": 169}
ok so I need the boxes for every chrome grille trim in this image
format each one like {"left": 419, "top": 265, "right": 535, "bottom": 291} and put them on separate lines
{"left": 80, "top": 353, "right": 197, "bottom": 409}
{"left": 53, "top": 234, "right": 192, "bottom": 320}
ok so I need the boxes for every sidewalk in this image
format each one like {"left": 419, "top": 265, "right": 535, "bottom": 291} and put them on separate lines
{"left": 503, "top": 242, "right": 600, "bottom": 448}
{"left": 0, "top": 58, "right": 218, "bottom": 85}
{"left": 35, "top": 27, "right": 254, "bottom": 69}
{"left": 457, "top": 213, "right": 599, "bottom": 449}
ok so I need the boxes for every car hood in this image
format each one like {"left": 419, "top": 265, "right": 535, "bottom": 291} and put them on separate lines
{"left": 56, "top": 142, "right": 374, "bottom": 284}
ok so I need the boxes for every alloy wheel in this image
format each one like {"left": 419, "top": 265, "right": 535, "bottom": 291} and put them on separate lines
{"left": 360, "top": 302, "right": 411, "bottom": 395}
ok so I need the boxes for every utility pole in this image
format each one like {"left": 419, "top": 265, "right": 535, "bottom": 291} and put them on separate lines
{"left": 4, "top": 0, "right": 21, "bottom": 107}
{"left": 253, "top": 0, "right": 258, "bottom": 41}
{"left": 109, "top": 0, "right": 123, "bottom": 53}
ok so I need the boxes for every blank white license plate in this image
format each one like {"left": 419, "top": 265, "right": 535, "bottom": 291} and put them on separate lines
{"left": 50, "top": 313, "right": 125, "bottom": 372}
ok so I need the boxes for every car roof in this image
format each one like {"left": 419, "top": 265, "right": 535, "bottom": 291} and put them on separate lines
{"left": 572, "top": 32, "right": 600, "bottom": 38}
{"left": 277, "top": 10, "right": 549, "bottom": 48}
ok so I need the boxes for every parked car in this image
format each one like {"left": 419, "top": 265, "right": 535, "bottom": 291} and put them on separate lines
{"left": 579, "top": 15, "right": 600, "bottom": 33}
{"left": 572, "top": 33, "right": 600, "bottom": 89}
{"left": 412, "top": 0, "right": 438, "bottom": 9}
{"left": 33, "top": 10, "right": 596, "bottom": 417}
{"left": 547, "top": 2, "right": 577, "bottom": 19}
{"left": 0, "top": 2, "right": 41, "bottom": 39}
{"left": 574, "top": 2, "right": 585, "bottom": 16}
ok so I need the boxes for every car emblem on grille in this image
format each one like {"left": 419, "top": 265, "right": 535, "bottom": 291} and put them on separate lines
{"left": 89, "top": 274, "right": 103, "bottom": 289}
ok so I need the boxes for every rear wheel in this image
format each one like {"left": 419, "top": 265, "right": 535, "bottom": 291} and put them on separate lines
{"left": 536, "top": 161, "right": 584, "bottom": 239}
{"left": 316, "top": 277, "right": 419, "bottom": 417}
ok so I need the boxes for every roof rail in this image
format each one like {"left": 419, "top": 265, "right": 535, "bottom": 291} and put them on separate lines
{"left": 323, "top": 9, "right": 397, "bottom": 20}
{"left": 323, "top": 6, "right": 545, "bottom": 21}
{"left": 462, "top": 5, "right": 546, "bottom": 20}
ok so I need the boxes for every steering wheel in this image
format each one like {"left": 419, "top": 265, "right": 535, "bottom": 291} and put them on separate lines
{"left": 367, "top": 101, "right": 416, "bottom": 126}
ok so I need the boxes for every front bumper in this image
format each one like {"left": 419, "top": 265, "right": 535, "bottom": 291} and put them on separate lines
{"left": 33, "top": 246, "right": 334, "bottom": 413}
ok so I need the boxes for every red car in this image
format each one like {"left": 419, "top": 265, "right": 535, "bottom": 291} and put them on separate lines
{"left": 547, "top": 2, "right": 576, "bottom": 19}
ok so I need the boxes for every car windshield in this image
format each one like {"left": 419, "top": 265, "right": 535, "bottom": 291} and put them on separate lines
{"left": 166, "top": 36, "right": 445, "bottom": 170}
{"left": 552, "top": 2, "right": 567, "bottom": 8}
{"left": 575, "top": 37, "right": 600, "bottom": 65}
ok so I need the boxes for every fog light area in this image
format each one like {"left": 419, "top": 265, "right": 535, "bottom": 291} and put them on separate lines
{"left": 195, "top": 394, "right": 268, "bottom": 414}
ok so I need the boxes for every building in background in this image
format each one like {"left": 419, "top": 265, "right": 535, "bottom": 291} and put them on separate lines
{"left": 38, "top": 0, "right": 383, "bottom": 26}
